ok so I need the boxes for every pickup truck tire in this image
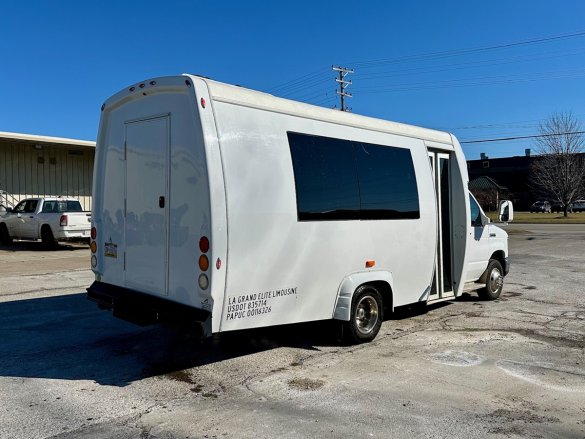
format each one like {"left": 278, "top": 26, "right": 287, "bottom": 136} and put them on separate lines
{"left": 478, "top": 259, "right": 504, "bottom": 300}
{"left": 343, "top": 285, "right": 383, "bottom": 344}
{"left": 41, "top": 225, "right": 57, "bottom": 249}
{"left": 0, "top": 224, "right": 12, "bottom": 245}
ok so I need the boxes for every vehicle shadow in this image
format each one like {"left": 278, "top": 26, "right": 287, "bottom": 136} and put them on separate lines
{"left": 388, "top": 301, "right": 452, "bottom": 321}
{"left": 0, "top": 240, "right": 88, "bottom": 252}
{"left": 0, "top": 293, "right": 341, "bottom": 387}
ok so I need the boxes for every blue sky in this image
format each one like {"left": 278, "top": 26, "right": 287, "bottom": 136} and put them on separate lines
{"left": 2, "top": 1, "right": 585, "bottom": 159}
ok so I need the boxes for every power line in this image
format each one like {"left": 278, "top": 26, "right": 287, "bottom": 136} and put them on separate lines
{"left": 280, "top": 77, "right": 333, "bottom": 99}
{"left": 346, "top": 29, "right": 585, "bottom": 69}
{"left": 266, "top": 67, "right": 331, "bottom": 94}
{"left": 351, "top": 67, "right": 585, "bottom": 94}
{"left": 460, "top": 131, "right": 585, "bottom": 144}
{"left": 443, "top": 114, "right": 585, "bottom": 132}
{"left": 266, "top": 30, "right": 585, "bottom": 108}
{"left": 355, "top": 46, "right": 585, "bottom": 81}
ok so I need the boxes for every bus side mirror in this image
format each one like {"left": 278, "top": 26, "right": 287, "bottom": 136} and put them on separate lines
{"left": 499, "top": 200, "right": 513, "bottom": 222}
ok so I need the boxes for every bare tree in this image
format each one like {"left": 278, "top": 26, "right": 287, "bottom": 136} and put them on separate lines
{"left": 471, "top": 188, "right": 499, "bottom": 212}
{"left": 530, "top": 112, "right": 585, "bottom": 216}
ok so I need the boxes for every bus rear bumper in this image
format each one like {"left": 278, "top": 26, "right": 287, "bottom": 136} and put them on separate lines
{"left": 87, "top": 281, "right": 210, "bottom": 327}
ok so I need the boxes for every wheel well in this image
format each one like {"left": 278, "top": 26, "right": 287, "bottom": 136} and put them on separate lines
{"left": 364, "top": 281, "right": 393, "bottom": 316}
{"left": 490, "top": 250, "right": 506, "bottom": 267}
{"left": 479, "top": 251, "right": 506, "bottom": 283}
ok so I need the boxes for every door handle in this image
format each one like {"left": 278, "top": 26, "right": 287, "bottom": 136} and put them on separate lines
{"left": 489, "top": 233, "right": 496, "bottom": 237}
{"left": 159, "top": 196, "right": 165, "bottom": 208}
{"left": 29, "top": 216, "right": 34, "bottom": 219}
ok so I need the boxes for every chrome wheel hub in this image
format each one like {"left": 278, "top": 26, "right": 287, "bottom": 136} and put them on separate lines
{"left": 355, "top": 295, "right": 379, "bottom": 335}
{"left": 489, "top": 268, "right": 503, "bottom": 292}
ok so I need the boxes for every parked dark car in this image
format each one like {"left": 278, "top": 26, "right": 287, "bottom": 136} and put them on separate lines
{"left": 551, "top": 201, "right": 572, "bottom": 213}
{"left": 530, "top": 200, "right": 551, "bottom": 213}
{"left": 572, "top": 200, "right": 585, "bottom": 213}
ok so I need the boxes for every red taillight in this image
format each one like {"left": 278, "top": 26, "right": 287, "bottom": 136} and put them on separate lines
{"left": 199, "top": 236, "right": 209, "bottom": 253}
{"left": 60, "top": 215, "right": 68, "bottom": 226}
{"left": 91, "top": 227, "right": 97, "bottom": 240}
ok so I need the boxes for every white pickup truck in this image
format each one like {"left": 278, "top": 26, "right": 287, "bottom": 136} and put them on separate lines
{"left": 0, "top": 197, "right": 91, "bottom": 248}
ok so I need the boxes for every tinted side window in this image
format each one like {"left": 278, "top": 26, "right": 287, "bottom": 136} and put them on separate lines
{"left": 356, "top": 143, "right": 420, "bottom": 219}
{"left": 42, "top": 201, "right": 57, "bottom": 213}
{"left": 288, "top": 132, "right": 420, "bottom": 221}
{"left": 13, "top": 201, "right": 27, "bottom": 213}
{"left": 24, "top": 200, "right": 38, "bottom": 213}
{"left": 288, "top": 132, "right": 360, "bottom": 220}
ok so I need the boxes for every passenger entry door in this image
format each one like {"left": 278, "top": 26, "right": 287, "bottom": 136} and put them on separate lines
{"left": 124, "top": 115, "right": 170, "bottom": 296}
{"left": 428, "top": 151, "right": 454, "bottom": 300}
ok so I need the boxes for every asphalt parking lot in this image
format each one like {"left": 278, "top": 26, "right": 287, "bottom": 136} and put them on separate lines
{"left": 0, "top": 225, "right": 584, "bottom": 439}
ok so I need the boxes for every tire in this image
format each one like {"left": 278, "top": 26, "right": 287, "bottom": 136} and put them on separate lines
{"left": 41, "top": 226, "right": 57, "bottom": 249}
{"left": 478, "top": 259, "right": 504, "bottom": 300}
{"left": 343, "top": 285, "right": 384, "bottom": 344}
{"left": 0, "top": 223, "right": 12, "bottom": 246}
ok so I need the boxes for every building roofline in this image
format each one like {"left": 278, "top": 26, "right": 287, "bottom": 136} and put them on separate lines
{"left": 0, "top": 131, "right": 95, "bottom": 148}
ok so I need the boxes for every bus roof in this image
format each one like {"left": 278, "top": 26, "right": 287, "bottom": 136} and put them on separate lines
{"left": 200, "top": 76, "right": 454, "bottom": 145}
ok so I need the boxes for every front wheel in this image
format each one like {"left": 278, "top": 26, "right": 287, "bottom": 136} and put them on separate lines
{"left": 478, "top": 259, "right": 504, "bottom": 300}
{"left": 343, "top": 285, "right": 383, "bottom": 344}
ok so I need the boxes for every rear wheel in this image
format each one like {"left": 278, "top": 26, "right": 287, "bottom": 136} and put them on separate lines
{"left": 343, "top": 285, "right": 383, "bottom": 344}
{"left": 478, "top": 259, "right": 504, "bottom": 300}
{"left": 41, "top": 226, "right": 57, "bottom": 249}
{"left": 0, "top": 224, "right": 12, "bottom": 245}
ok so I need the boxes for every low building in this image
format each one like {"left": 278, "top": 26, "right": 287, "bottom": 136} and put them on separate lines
{"left": 468, "top": 176, "right": 509, "bottom": 212}
{"left": 0, "top": 132, "right": 95, "bottom": 211}
{"left": 467, "top": 152, "right": 585, "bottom": 210}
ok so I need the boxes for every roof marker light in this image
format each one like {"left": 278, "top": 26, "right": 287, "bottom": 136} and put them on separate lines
{"left": 150, "top": 80, "right": 156, "bottom": 86}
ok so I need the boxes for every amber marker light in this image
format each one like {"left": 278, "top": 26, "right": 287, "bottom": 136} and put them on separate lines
{"left": 199, "top": 254, "right": 209, "bottom": 271}
{"left": 365, "top": 260, "right": 375, "bottom": 268}
{"left": 90, "top": 241, "right": 97, "bottom": 253}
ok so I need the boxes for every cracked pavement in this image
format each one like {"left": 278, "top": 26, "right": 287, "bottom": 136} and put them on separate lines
{"left": 0, "top": 224, "right": 584, "bottom": 438}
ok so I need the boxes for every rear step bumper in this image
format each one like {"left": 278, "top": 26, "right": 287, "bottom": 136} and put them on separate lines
{"left": 87, "top": 281, "right": 210, "bottom": 327}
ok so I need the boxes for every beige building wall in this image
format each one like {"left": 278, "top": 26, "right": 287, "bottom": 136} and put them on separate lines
{"left": 0, "top": 138, "right": 95, "bottom": 211}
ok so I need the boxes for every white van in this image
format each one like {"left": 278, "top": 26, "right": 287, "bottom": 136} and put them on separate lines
{"left": 88, "top": 75, "right": 511, "bottom": 343}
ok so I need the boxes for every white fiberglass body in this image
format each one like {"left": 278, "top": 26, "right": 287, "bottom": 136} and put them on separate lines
{"left": 89, "top": 75, "right": 508, "bottom": 338}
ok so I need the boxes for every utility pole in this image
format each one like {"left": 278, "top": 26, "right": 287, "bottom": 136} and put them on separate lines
{"left": 332, "top": 66, "right": 353, "bottom": 111}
